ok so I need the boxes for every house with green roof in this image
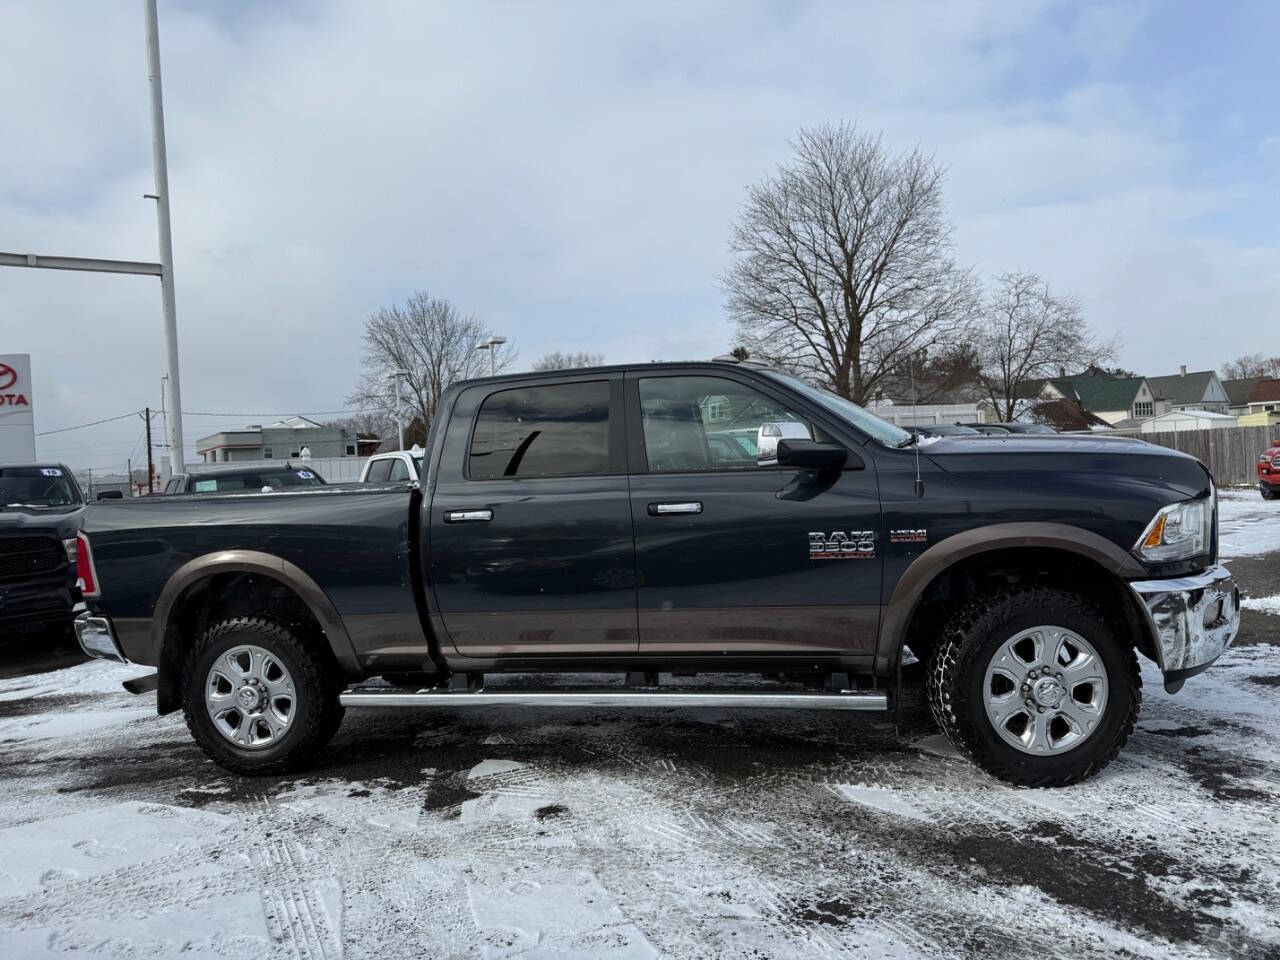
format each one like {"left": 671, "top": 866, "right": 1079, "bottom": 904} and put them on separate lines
{"left": 1020, "top": 368, "right": 1162, "bottom": 425}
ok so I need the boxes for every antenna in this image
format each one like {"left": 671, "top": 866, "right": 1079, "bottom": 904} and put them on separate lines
{"left": 910, "top": 353, "right": 924, "bottom": 498}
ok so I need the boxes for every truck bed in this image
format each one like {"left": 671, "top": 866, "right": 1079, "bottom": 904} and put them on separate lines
{"left": 83, "top": 484, "right": 421, "bottom": 669}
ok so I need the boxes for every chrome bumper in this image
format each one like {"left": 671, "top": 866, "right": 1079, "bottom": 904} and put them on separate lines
{"left": 1130, "top": 564, "right": 1240, "bottom": 691}
{"left": 74, "top": 611, "right": 128, "bottom": 664}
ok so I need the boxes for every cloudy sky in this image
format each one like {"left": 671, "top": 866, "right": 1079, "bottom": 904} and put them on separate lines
{"left": 2, "top": 0, "right": 1277, "bottom": 471}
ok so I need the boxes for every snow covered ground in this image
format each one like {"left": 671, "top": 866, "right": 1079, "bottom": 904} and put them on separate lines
{"left": 2, "top": 644, "right": 1280, "bottom": 958}
{"left": 1217, "top": 488, "right": 1280, "bottom": 561}
{"left": 1, "top": 488, "right": 1277, "bottom": 958}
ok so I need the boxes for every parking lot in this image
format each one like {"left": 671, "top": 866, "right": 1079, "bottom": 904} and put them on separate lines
{"left": 1, "top": 490, "right": 1277, "bottom": 959}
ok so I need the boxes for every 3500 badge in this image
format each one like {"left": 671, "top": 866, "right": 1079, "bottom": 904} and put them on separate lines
{"left": 809, "top": 530, "right": 876, "bottom": 559}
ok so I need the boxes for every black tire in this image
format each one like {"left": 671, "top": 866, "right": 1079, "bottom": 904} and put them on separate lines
{"left": 926, "top": 585, "right": 1140, "bottom": 787}
{"left": 1262, "top": 484, "right": 1277, "bottom": 501}
{"left": 181, "top": 617, "right": 344, "bottom": 775}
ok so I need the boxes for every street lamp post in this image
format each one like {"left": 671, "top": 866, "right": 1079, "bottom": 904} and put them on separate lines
{"left": 390, "top": 369, "right": 409, "bottom": 450}
{"left": 476, "top": 335, "right": 507, "bottom": 376}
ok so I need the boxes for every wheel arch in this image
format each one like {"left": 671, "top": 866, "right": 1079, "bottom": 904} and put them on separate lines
{"left": 151, "top": 551, "right": 360, "bottom": 714}
{"left": 880, "top": 523, "right": 1159, "bottom": 674}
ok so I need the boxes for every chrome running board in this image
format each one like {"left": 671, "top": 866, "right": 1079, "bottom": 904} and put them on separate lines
{"left": 339, "top": 687, "right": 888, "bottom": 711}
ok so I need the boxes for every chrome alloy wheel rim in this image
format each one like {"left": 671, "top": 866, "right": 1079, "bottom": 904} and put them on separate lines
{"left": 205, "top": 645, "right": 295, "bottom": 749}
{"left": 982, "top": 626, "right": 1109, "bottom": 755}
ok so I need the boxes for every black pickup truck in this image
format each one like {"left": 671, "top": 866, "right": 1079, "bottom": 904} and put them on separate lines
{"left": 1, "top": 463, "right": 84, "bottom": 640}
{"left": 74, "top": 360, "right": 1240, "bottom": 787}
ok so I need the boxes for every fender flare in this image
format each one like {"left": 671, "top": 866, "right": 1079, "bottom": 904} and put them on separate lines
{"left": 151, "top": 549, "right": 361, "bottom": 683}
{"left": 878, "top": 523, "right": 1149, "bottom": 669}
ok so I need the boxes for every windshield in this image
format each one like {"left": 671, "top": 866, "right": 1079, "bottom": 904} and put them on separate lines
{"left": 187, "top": 468, "right": 326, "bottom": 493}
{"left": 0, "top": 465, "right": 83, "bottom": 508}
{"left": 760, "top": 371, "right": 911, "bottom": 447}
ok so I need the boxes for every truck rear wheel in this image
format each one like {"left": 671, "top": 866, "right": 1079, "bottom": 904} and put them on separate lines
{"left": 926, "top": 586, "right": 1140, "bottom": 787}
{"left": 181, "top": 617, "right": 344, "bottom": 775}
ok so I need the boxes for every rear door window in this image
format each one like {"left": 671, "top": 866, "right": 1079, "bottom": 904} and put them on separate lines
{"left": 468, "top": 381, "right": 610, "bottom": 479}
{"left": 388, "top": 458, "right": 411, "bottom": 482}
{"left": 366, "top": 459, "right": 393, "bottom": 482}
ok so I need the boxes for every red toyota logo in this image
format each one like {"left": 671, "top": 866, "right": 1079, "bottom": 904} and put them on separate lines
{"left": 0, "top": 364, "right": 15, "bottom": 391}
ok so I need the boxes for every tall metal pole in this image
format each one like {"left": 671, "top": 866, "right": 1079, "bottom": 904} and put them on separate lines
{"left": 145, "top": 0, "right": 185, "bottom": 476}
{"left": 145, "top": 407, "right": 154, "bottom": 494}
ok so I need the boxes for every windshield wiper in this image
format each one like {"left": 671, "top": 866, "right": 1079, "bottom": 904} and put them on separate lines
{"left": 895, "top": 434, "right": 919, "bottom": 448}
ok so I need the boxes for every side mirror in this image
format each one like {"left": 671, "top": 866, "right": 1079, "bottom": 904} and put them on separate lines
{"left": 757, "top": 421, "right": 811, "bottom": 466}
{"left": 777, "top": 439, "right": 858, "bottom": 471}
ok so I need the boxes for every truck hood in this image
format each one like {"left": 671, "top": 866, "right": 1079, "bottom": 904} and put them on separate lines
{"left": 921, "top": 434, "right": 1165, "bottom": 457}
{"left": 921, "top": 433, "right": 1210, "bottom": 497}
{"left": 0, "top": 504, "right": 84, "bottom": 539}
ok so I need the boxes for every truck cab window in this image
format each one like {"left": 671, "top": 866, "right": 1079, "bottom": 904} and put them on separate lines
{"left": 469, "top": 381, "right": 610, "bottom": 479}
{"left": 367, "top": 459, "right": 393, "bottom": 483}
{"left": 388, "top": 458, "right": 411, "bottom": 482}
{"left": 638, "top": 376, "right": 811, "bottom": 472}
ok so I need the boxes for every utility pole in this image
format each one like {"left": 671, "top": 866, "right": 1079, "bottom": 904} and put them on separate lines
{"left": 127, "top": 458, "right": 132, "bottom": 498}
{"left": 145, "top": 407, "right": 154, "bottom": 494}
{"left": 145, "top": 0, "right": 185, "bottom": 477}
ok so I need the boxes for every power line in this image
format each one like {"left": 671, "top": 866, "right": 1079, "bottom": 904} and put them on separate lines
{"left": 36, "top": 410, "right": 145, "bottom": 437}
{"left": 38, "top": 438, "right": 153, "bottom": 454}
{"left": 180, "top": 408, "right": 366, "bottom": 418}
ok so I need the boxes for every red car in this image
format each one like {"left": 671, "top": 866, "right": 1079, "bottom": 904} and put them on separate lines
{"left": 1259, "top": 439, "right": 1280, "bottom": 500}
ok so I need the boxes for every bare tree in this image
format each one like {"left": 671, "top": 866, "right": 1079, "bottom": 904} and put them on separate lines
{"left": 347, "top": 291, "right": 516, "bottom": 439}
{"left": 325, "top": 411, "right": 393, "bottom": 443}
{"left": 532, "top": 351, "right": 605, "bottom": 372}
{"left": 1221, "top": 353, "right": 1280, "bottom": 380}
{"left": 878, "top": 342, "right": 985, "bottom": 405}
{"left": 976, "top": 272, "right": 1116, "bottom": 422}
{"left": 724, "top": 122, "right": 976, "bottom": 404}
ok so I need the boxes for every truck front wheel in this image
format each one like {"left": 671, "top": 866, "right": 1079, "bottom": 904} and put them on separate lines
{"left": 180, "top": 617, "right": 344, "bottom": 775}
{"left": 926, "top": 586, "right": 1140, "bottom": 787}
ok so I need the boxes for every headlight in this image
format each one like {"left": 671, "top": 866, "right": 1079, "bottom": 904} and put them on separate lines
{"left": 62, "top": 538, "right": 78, "bottom": 564}
{"left": 1134, "top": 493, "right": 1213, "bottom": 562}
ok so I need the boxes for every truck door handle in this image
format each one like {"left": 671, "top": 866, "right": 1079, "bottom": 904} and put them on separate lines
{"left": 648, "top": 501, "right": 702, "bottom": 516}
{"left": 444, "top": 509, "right": 493, "bottom": 523}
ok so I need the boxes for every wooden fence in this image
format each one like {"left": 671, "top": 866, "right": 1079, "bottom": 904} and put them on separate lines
{"left": 1115, "top": 425, "right": 1277, "bottom": 486}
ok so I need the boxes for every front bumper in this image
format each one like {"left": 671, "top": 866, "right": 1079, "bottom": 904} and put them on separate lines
{"left": 74, "top": 610, "right": 128, "bottom": 664}
{"left": 0, "top": 577, "right": 75, "bottom": 633}
{"left": 1130, "top": 564, "right": 1240, "bottom": 692}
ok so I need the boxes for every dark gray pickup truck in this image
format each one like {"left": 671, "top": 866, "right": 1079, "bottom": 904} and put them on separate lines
{"left": 75, "top": 360, "right": 1240, "bottom": 786}
{"left": 1, "top": 463, "right": 84, "bottom": 640}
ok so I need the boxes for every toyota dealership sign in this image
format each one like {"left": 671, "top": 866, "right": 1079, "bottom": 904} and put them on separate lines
{"left": 0, "top": 354, "right": 36, "bottom": 464}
